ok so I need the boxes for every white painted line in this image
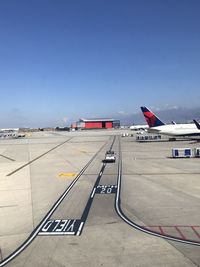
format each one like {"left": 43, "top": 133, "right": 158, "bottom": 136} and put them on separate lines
{"left": 76, "top": 222, "right": 84, "bottom": 236}
{"left": 0, "top": 142, "right": 108, "bottom": 267}
{"left": 38, "top": 232, "right": 75, "bottom": 236}
{"left": 91, "top": 188, "right": 96, "bottom": 198}
{"left": 115, "top": 138, "right": 200, "bottom": 246}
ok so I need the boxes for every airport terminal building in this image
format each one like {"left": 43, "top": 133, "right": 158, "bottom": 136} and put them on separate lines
{"left": 76, "top": 118, "right": 120, "bottom": 129}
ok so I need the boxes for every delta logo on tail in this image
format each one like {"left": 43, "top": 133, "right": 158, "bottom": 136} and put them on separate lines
{"left": 140, "top": 107, "right": 165, "bottom": 127}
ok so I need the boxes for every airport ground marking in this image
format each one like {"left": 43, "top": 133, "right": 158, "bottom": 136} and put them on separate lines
{"left": 0, "top": 154, "right": 15, "bottom": 162}
{"left": 39, "top": 232, "right": 75, "bottom": 236}
{"left": 175, "top": 226, "right": 186, "bottom": 240}
{"left": 0, "top": 139, "right": 109, "bottom": 267}
{"left": 115, "top": 137, "right": 200, "bottom": 246}
{"left": 158, "top": 226, "right": 165, "bottom": 235}
{"left": 7, "top": 137, "right": 74, "bottom": 176}
{"left": 39, "top": 135, "right": 117, "bottom": 237}
{"left": 146, "top": 225, "right": 200, "bottom": 241}
{"left": 78, "top": 136, "right": 117, "bottom": 235}
{"left": 80, "top": 163, "right": 106, "bottom": 231}
{"left": 91, "top": 188, "right": 96, "bottom": 198}
{"left": 38, "top": 219, "right": 83, "bottom": 236}
{"left": 58, "top": 172, "right": 77, "bottom": 179}
{"left": 96, "top": 185, "right": 117, "bottom": 194}
{"left": 40, "top": 136, "right": 117, "bottom": 236}
{"left": 191, "top": 226, "right": 200, "bottom": 239}
{"left": 76, "top": 222, "right": 85, "bottom": 236}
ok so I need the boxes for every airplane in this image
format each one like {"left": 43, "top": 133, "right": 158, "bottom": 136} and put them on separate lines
{"left": 140, "top": 106, "right": 200, "bottom": 137}
{"left": 0, "top": 128, "right": 24, "bottom": 138}
{"left": 130, "top": 124, "right": 148, "bottom": 131}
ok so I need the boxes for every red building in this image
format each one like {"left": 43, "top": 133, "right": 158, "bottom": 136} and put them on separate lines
{"left": 77, "top": 118, "right": 119, "bottom": 129}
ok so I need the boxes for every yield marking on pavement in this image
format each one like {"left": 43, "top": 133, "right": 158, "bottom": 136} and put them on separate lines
{"left": 96, "top": 185, "right": 117, "bottom": 194}
{"left": 0, "top": 140, "right": 109, "bottom": 267}
{"left": 38, "top": 219, "right": 83, "bottom": 236}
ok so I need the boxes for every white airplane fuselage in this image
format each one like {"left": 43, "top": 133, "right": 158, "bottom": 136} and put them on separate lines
{"left": 147, "top": 123, "right": 200, "bottom": 136}
{"left": 130, "top": 124, "right": 148, "bottom": 130}
{"left": 0, "top": 128, "right": 20, "bottom": 139}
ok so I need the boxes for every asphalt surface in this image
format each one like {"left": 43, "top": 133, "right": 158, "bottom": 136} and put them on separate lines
{"left": 0, "top": 130, "right": 200, "bottom": 266}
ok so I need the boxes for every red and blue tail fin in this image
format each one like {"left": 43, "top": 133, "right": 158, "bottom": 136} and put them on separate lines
{"left": 140, "top": 107, "right": 165, "bottom": 127}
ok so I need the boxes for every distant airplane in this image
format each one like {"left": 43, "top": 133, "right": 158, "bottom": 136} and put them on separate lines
{"left": 129, "top": 124, "right": 148, "bottom": 131}
{"left": 140, "top": 106, "right": 200, "bottom": 137}
{"left": 0, "top": 128, "right": 19, "bottom": 132}
{"left": 0, "top": 128, "right": 24, "bottom": 138}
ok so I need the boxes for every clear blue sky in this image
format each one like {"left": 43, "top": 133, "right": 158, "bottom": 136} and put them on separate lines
{"left": 0, "top": 0, "right": 200, "bottom": 127}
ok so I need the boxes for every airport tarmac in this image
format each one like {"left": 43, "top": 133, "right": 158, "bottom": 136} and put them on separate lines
{"left": 0, "top": 130, "right": 200, "bottom": 266}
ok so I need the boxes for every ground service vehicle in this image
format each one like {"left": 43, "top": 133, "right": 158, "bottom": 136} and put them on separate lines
{"left": 104, "top": 151, "right": 116, "bottom": 162}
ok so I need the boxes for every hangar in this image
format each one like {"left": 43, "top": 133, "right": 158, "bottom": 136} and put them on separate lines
{"left": 77, "top": 118, "right": 120, "bottom": 129}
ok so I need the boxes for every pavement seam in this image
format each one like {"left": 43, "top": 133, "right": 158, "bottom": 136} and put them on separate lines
{"left": 166, "top": 241, "right": 200, "bottom": 267}
{"left": 139, "top": 174, "right": 200, "bottom": 202}
{"left": 6, "top": 137, "right": 74, "bottom": 176}
{"left": 0, "top": 154, "right": 15, "bottom": 161}
{"left": 0, "top": 137, "right": 110, "bottom": 267}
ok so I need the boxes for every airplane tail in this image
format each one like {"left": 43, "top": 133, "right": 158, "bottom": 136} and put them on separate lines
{"left": 140, "top": 107, "right": 165, "bottom": 127}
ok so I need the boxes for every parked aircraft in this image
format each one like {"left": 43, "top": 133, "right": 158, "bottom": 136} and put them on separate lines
{"left": 0, "top": 128, "right": 24, "bottom": 138}
{"left": 130, "top": 124, "right": 148, "bottom": 131}
{"left": 141, "top": 106, "right": 200, "bottom": 137}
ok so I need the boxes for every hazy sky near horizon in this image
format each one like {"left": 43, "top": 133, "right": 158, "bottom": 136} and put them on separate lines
{"left": 0, "top": 0, "right": 200, "bottom": 127}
